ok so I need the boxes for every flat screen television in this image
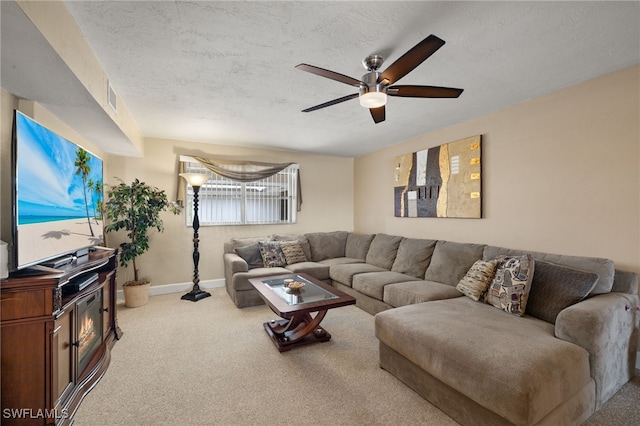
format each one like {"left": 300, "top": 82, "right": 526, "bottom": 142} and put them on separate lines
{"left": 11, "top": 110, "right": 104, "bottom": 272}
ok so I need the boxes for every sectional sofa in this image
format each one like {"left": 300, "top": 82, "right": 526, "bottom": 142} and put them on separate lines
{"left": 223, "top": 231, "right": 639, "bottom": 426}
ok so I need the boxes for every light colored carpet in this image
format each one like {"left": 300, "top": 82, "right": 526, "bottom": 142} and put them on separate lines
{"left": 74, "top": 288, "right": 639, "bottom": 425}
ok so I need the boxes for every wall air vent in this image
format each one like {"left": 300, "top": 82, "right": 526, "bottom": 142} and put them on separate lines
{"left": 107, "top": 81, "right": 117, "bottom": 112}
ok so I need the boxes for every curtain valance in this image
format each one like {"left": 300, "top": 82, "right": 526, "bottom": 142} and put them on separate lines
{"left": 193, "top": 156, "right": 294, "bottom": 182}
{"left": 177, "top": 156, "right": 302, "bottom": 212}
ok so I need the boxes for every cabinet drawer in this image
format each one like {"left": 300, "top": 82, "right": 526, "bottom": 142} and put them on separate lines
{"left": 1, "top": 289, "right": 51, "bottom": 320}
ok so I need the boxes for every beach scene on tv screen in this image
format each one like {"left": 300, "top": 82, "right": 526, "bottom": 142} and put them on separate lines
{"left": 16, "top": 112, "right": 104, "bottom": 268}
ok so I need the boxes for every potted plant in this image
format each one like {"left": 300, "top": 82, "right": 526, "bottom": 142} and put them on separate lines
{"left": 104, "top": 178, "right": 180, "bottom": 307}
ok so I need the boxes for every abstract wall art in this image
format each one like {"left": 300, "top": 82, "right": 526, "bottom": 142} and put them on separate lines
{"left": 394, "top": 135, "right": 482, "bottom": 218}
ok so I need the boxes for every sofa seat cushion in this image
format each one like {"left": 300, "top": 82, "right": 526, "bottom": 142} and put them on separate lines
{"left": 329, "top": 263, "right": 387, "bottom": 287}
{"left": 352, "top": 272, "right": 421, "bottom": 301}
{"left": 384, "top": 281, "right": 464, "bottom": 307}
{"left": 375, "top": 298, "right": 591, "bottom": 426}
{"left": 230, "top": 267, "right": 291, "bottom": 291}
{"left": 319, "top": 257, "right": 365, "bottom": 266}
{"left": 283, "top": 262, "right": 330, "bottom": 281}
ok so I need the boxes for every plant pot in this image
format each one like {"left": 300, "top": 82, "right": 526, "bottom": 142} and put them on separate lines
{"left": 123, "top": 281, "right": 151, "bottom": 308}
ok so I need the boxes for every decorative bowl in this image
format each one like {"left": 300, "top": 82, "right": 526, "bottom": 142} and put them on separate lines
{"left": 284, "top": 280, "right": 305, "bottom": 293}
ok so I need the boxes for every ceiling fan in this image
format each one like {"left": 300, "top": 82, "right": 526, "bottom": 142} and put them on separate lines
{"left": 295, "top": 34, "right": 463, "bottom": 124}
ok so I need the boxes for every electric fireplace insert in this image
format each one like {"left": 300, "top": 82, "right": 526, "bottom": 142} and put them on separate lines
{"left": 76, "top": 290, "right": 103, "bottom": 374}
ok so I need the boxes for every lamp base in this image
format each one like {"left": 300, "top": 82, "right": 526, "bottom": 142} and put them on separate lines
{"left": 181, "top": 289, "right": 211, "bottom": 302}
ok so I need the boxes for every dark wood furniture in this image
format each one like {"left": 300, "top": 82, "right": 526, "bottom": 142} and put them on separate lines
{"left": 1, "top": 247, "right": 121, "bottom": 425}
{"left": 249, "top": 273, "right": 355, "bottom": 352}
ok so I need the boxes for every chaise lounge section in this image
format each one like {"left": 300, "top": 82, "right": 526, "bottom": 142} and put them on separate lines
{"left": 223, "top": 231, "right": 639, "bottom": 425}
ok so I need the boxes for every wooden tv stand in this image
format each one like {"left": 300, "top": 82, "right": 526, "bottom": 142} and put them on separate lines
{"left": 1, "top": 247, "right": 121, "bottom": 425}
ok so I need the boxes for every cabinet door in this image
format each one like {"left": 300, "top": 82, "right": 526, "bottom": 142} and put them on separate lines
{"left": 1, "top": 321, "right": 48, "bottom": 425}
{"left": 53, "top": 309, "right": 74, "bottom": 408}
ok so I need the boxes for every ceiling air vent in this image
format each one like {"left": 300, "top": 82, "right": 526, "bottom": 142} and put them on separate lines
{"left": 107, "top": 81, "right": 117, "bottom": 112}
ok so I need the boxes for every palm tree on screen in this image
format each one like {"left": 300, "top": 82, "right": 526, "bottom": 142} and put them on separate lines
{"left": 75, "top": 148, "right": 95, "bottom": 237}
{"left": 88, "top": 179, "right": 103, "bottom": 224}
{"left": 94, "top": 180, "right": 104, "bottom": 222}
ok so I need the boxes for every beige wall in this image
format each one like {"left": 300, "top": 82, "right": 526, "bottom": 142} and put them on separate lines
{"left": 354, "top": 65, "right": 640, "bottom": 275}
{"left": 16, "top": 0, "right": 144, "bottom": 154}
{"left": 105, "top": 138, "right": 354, "bottom": 287}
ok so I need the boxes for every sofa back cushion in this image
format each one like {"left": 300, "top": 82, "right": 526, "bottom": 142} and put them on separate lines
{"left": 424, "top": 241, "right": 486, "bottom": 286}
{"left": 271, "top": 233, "right": 312, "bottom": 260}
{"left": 483, "top": 246, "right": 615, "bottom": 295}
{"left": 391, "top": 238, "right": 437, "bottom": 278}
{"left": 612, "top": 270, "right": 638, "bottom": 295}
{"left": 305, "top": 231, "right": 348, "bottom": 261}
{"left": 365, "top": 233, "right": 404, "bottom": 269}
{"left": 345, "top": 233, "right": 375, "bottom": 260}
{"left": 225, "top": 237, "right": 269, "bottom": 254}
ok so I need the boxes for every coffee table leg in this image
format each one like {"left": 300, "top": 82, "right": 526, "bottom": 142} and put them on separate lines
{"left": 264, "top": 310, "right": 330, "bottom": 351}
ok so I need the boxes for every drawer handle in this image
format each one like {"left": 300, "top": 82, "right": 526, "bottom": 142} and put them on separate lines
{"left": 100, "top": 307, "right": 109, "bottom": 313}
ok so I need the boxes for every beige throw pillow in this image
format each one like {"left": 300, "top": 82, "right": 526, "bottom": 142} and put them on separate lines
{"left": 278, "top": 240, "right": 308, "bottom": 265}
{"left": 456, "top": 259, "right": 498, "bottom": 301}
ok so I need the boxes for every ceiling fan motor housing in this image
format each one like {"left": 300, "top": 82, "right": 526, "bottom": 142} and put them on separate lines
{"left": 359, "top": 71, "right": 388, "bottom": 108}
{"left": 360, "top": 71, "right": 387, "bottom": 96}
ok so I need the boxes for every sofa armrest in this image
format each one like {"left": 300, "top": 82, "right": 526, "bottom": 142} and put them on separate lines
{"left": 224, "top": 252, "right": 249, "bottom": 274}
{"left": 555, "top": 292, "right": 639, "bottom": 409}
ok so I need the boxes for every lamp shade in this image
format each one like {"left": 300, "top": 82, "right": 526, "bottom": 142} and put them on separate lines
{"left": 179, "top": 173, "right": 209, "bottom": 187}
{"left": 359, "top": 91, "right": 387, "bottom": 109}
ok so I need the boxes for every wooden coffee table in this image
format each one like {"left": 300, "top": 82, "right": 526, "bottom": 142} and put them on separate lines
{"left": 249, "top": 273, "right": 356, "bottom": 352}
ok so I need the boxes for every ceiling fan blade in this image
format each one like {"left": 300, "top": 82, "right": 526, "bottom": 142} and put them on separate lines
{"left": 295, "top": 64, "right": 363, "bottom": 87}
{"left": 301, "top": 93, "right": 359, "bottom": 112}
{"left": 379, "top": 35, "right": 445, "bottom": 85}
{"left": 388, "top": 85, "right": 464, "bottom": 98}
{"left": 370, "top": 106, "right": 385, "bottom": 123}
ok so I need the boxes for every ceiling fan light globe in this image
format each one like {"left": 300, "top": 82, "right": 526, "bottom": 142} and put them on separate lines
{"left": 359, "top": 91, "right": 387, "bottom": 109}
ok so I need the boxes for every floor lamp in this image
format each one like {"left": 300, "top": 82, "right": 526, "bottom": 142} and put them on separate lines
{"left": 179, "top": 173, "right": 211, "bottom": 302}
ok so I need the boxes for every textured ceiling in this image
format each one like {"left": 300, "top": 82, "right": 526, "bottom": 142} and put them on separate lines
{"left": 5, "top": 2, "right": 640, "bottom": 158}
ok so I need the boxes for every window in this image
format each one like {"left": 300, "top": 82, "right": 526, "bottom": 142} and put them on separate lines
{"left": 182, "top": 160, "right": 298, "bottom": 226}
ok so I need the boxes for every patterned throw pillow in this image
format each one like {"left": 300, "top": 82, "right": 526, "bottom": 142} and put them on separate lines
{"left": 484, "top": 254, "right": 535, "bottom": 316}
{"left": 258, "top": 241, "right": 287, "bottom": 268}
{"left": 278, "top": 240, "right": 308, "bottom": 265}
{"left": 456, "top": 259, "right": 498, "bottom": 301}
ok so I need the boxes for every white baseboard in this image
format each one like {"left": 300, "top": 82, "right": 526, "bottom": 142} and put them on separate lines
{"left": 117, "top": 278, "right": 225, "bottom": 300}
